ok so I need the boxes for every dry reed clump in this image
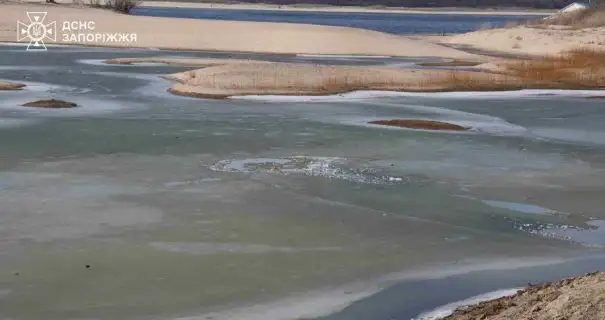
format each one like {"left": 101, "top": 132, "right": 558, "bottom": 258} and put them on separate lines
{"left": 503, "top": 48, "right": 605, "bottom": 88}
{"left": 191, "top": 64, "right": 410, "bottom": 94}
{"left": 420, "top": 71, "right": 523, "bottom": 92}
{"left": 426, "top": 48, "right": 605, "bottom": 90}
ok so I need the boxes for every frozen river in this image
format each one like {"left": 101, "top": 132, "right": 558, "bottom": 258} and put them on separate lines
{"left": 1, "top": 44, "right": 605, "bottom": 320}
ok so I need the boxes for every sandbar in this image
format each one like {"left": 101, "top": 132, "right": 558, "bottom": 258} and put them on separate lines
{"left": 1, "top": 3, "right": 478, "bottom": 59}
{"left": 0, "top": 81, "right": 26, "bottom": 91}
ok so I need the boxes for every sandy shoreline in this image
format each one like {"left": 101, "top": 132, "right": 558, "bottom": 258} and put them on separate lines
{"left": 445, "top": 272, "right": 605, "bottom": 320}
{"left": 138, "top": 1, "right": 554, "bottom": 16}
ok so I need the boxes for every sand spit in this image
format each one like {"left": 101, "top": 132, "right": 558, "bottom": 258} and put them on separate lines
{"left": 445, "top": 271, "right": 605, "bottom": 320}
{"left": 1, "top": 4, "right": 477, "bottom": 58}
{"left": 444, "top": 25, "right": 605, "bottom": 56}
{"left": 164, "top": 61, "right": 518, "bottom": 99}
{"left": 0, "top": 81, "right": 26, "bottom": 91}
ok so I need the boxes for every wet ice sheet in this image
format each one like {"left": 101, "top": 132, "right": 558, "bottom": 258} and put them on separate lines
{"left": 0, "top": 172, "right": 163, "bottom": 242}
{"left": 1, "top": 44, "right": 605, "bottom": 320}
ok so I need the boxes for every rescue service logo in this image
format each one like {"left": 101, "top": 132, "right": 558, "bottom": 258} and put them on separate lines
{"left": 17, "top": 12, "right": 56, "bottom": 51}
{"left": 16, "top": 11, "right": 137, "bottom": 51}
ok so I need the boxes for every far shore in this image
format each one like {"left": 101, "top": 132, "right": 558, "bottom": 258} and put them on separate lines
{"left": 138, "top": 1, "right": 555, "bottom": 16}
{"left": 0, "top": 3, "right": 480, "bottom": 59}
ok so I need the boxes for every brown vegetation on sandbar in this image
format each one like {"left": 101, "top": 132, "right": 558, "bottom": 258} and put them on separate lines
{"left": 0, "top": 81, "right": 26, "bottom": 91}
{"left": 22, "top": 99, "right": 78, "bottom": 109}
{"left": 427, "top": 48, "right": 605, "bottom": 90}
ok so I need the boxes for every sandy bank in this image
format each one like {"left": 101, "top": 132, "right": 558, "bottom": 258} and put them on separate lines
{"left": 445, "top": 271, "right": 605, "bottom": 320}
{"left": 1, "top": 4, "right": 477, "bottom": 58}
{"left": 444, "top": 25, "right": 605, "bottom": 56}
{"left": 112, "top": 48, "right": 604, "bottom": 98}
{"left": 139, "top": 1, "right": 554, "bottom": 16}
{"left": 0, "top": 81, "right": 26, "bottom": 91}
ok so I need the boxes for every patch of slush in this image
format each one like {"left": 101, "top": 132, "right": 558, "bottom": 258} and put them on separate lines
{"left": 413, "top": 288, "right": 523, "bottom": 320}
{"left": 548, "top": 220, "right": 605, "bottom": 246}
{"left": 209, "top": 156, "right": 408, "bottom": 185}
{"left": 149, "top": 242, "right": 342, "bottom": 255}
{"left": 527, "top": 220, "right": 605, "bottom": 247}
{"left": 511, "top": 219, "right": 605, "bottom": 247}
{"left": 229, "top": 89, "right": 605, "bottom": 102}
{"left": 482, "top": 200, "right": 557, "bottom": 215}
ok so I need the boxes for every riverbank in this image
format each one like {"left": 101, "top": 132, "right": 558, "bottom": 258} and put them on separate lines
{"left": 445, "top": 272, "right": 605, "bottom": 320}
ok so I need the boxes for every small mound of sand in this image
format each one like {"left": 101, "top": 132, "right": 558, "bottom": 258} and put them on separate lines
{"left": 369, "top": 119, "right": 467, "bottom": 131}
{"left": 445, "top": 271, "right": 605, "bottom": 320}
{"left": 0, "top": 81, "right": 26, "bottom": 91}
{"left": 22, "top": 99, "right": 78, "bottom": 109}
{"left": 444, "top": 25, "right": 605, "bottom": 57}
